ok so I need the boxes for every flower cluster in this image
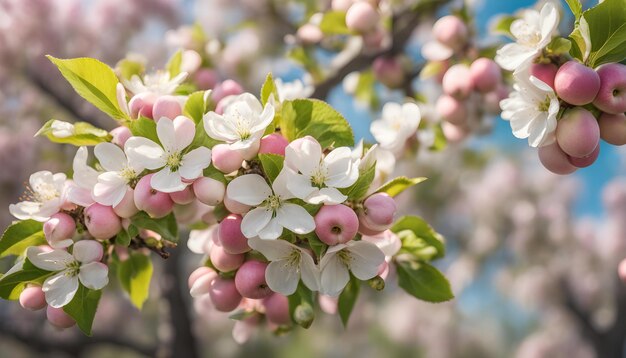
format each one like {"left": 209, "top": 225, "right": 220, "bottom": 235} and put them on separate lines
{"left": 0, "top": 55, "right": 449, "bottom": 337}
{"left": 496, "top": 1, "right": 626, "bottom": 174}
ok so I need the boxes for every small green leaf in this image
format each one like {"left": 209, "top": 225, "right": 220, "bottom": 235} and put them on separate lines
{"left": 337, "top": 275, "right": 360, "bottom": 327}
{"left": 287, "top": 283, "right": 315, "bottom": 328}
{"left": 565, "top": 0, "right": 583, "bottom": 19}
{"left": 546, "top": 37, "right": 572, "bottom": 55}
{"left": 490, "top": 15, "right": 516, "bottom": 37}
{"left": 428, "top": 123, "right": 447, "bottom": 152}
{"left": 396, "top": 260, "right": 454, "bottom": 303}
{"left": 188, "top": 120, "right": 219, "bottom": 150}
{"left": 47, "top": 56, "right": 128, "bottom": 120}
{"left": 116, "top": 58, "right": 145, "bottom": 81}
{"left": 129, "top": 117, "right": 160, "bottom": 145}
{"left": 261, "top": 73, "right": 278, "bottom": 106}
{"left": 319, "top": 11, "right": 353, "bottom": 35}
{"left": 118, "top": 252, "right": 153, "bottom": 309}
{"left": 280, "top": 99, "right": 354, "bottom": 149}
{"left": 63, "top": 284, "right": 102, "bottom": 336}
{"left": 374, "top": 177, "right": 427, "bottom": 197}
{"left": 340, "top": 163, "right": 376, "bottom": 201}
{"left": 166, "top": 50, "right": 183, "bottom": 78}
{"left": 0, "top": 258, "right": 52, "bottom": 299}
{"left": 115, "top": 224, "right": 138, "bottom": 246}
{"left": 259, "top": 154, "right": 285, "bottom": 182}
{"left": 202, "top": 165, "right": 227, "bottom": 184}
{"left": 391, "top": 216, "right": 445, "bottom": 260}
{"left": 131, "top": 212, "right": 179, "bottom": 243}
{"left": 0, "top": 220, "right": 45, "bottom": 257}
{"left": 184, "top": 91, "right": 207, "bottom": 124}
{"left": 575, "top": 0, "right": 626, "bottom": 66}
{"left": 36, "top": 120, "right": 112, "bottom": 146}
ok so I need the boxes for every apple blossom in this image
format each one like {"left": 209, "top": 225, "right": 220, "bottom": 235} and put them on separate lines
{"left": 123, "top": 71, "right": 188, "bottom": 96}
{"left": 152, "top": 95, "right": 183, "bottom": 120}
{"left": 319, "top": 240, "right": 385, "bottom": 296}
{"left": 67, "top": 147, "right": 99, "bottom": 207}
{"left": 248, "top": 237, "right": 320, "bottom": 295}
{"left": 211, "top": 143, "right": 245, "bottom": 173}
{"left": 27, "top": 241, "right": 108, "bottom": 308}
{"left": 284, "top": 136, "right": 359, "bottom": 205}
{"left": 227, "top": 170, "right": 315, "bottom": 240}
{"left": 274, "top": 78, "right": 314, "bottom": 102}
{"left": 50, "top": 120, "right": 75, "bottom": 138}
{"left": 92, "top": 142, "right": 144, "bottom": 207}
{"left": 125, "top": 116, "right": 212, "bottom": 193}
{"left": 259, "top": 133, "right": 289, "bottom": 156}
{"left": 43, "top": 212, "right": 76, "bottom": 249}
{"left": 500, "top": 75, "right": 559, "bottom": 147}
{"left": 110, "top": 126, "right": 132, "bottom": 148}
{"left": 371, "top": 102, "right": 421, "bottom": 154}
{"left": 10, "top": 171, "right": 69, "bottom": 222}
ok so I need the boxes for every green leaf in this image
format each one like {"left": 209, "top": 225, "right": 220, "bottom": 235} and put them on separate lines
{"left": 354, "top": 71, "right": 379, "bottom": 109}
{"left": 374, "top": 176, "right": 427, "bottom": 197}
{"left": 115, "top": 224, "right": 138, "bottom": 246}
{"left": 63, "top": 284, "right": 102, "bottom": 336}
{"left": 280, "top": 99, "right": 354, "bottom": 149}
{"left": 259, "top": 154, "right": 285, "bottom": 182}
{"left": 546, "top": 37, "right": 572, "bottom": 55}
{"left": 391, "top": 216, "right": 445, "bottom": 260}
{"left": 565, "top": 0, "right": 583, "bottom": 19}
{"left": 166, "top": 50, "right": 183, "bottom": 78}
{"left": 305, "top": 234, "right": 326, "bottom": 259}
{"left": 0, "top": 220, "right": 45, "bottom": 257}
{"left": 118, "top": 253, "right": 153, "bottom": 310}
{"left": 579, "top": 0, "right": 626, "bottom": 66}
{"left": 36, "top": 119, "right": 112, "bottom": 146}
{"left": 131, "top": 212, "right": 179, "bottom": 243}
{"left": 129, "top": 117, "right": 160, "bottom": 145}
{"left": 47, "top": 56, "right": 128, "bottom": 120}
{"left": 319, "top": 11, "right": 353, "bottom": 35}
{"left": 287, "top": 283, "right": 315, "bottom": 328}
{"left": 260, "top": 73, "right": 278, "bottom": 106}
{"left": 337, "top": 275, "right": 360, "bottom": 327}
{"left": 340, "top": 163, "right": 376, "bottom": 201}
{"left": 0, "top": 258, "right": 52, "bottom": 299}
{"left": 188, "top": 120, "right": 219, "bottom": 150}
{"left": 184, "top": 91, "right": 207, "bottom": 124}
{"left": 490, "top": 15, "right": 516, "bottom": 37}
{"left": 428, "top": 123, "right": 447, "bottom": 152}
{"left": 396, "top": 260, "right": 454, "bottom": 303}
{"left": 116, "top": 58, "right": 145, "bottom": 81}
{"left": 202, "top": 165, "right": 227, "bottom": 184}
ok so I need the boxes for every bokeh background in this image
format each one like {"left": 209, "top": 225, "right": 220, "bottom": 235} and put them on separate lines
{"left": 0, "top": 0, "right": 624, "bottom": 357}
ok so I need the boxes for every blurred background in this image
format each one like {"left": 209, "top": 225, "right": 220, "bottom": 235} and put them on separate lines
{"left": 0, "top": 0, "right": 624, "bottom": 357}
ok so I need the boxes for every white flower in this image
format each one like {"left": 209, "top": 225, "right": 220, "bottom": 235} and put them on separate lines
{"left": 274, "top": 77, "right": 314, "bottom": 102}
{"left": 227, "top": 170, "right": 315, "bottom": 240}
{"left": 50, "top": 120, "right": 75, "bottom": 138}
{"left": 125, "top": 116, "right": 212, "bottom": 193}
{"left": 284, "top": 136, "right": 359, "bottom": 205}
{"left": 319, "top": 240, "right": 385, "bottom": 296}
{"left": 421, "top": 41, "right": 454, "bottom": 61}
{"left": 187, "top": 226, "right": 218, "bottom": 255}
{"left": 248, "top": 237, "right": 319, "bottom": 295}
{"left": 67, "top": 147, "right": 100, "bottom": 207}
{"left": 500, "top": 75, "right": 559, "bottom": 147}
{"left": 203, "top": 93, "right": 274, "bottom": 152}
{"left": 495, "top": 3, "right": 559, "bottom": 72}
{"left": 370, "top": 102, "right": 421, "bottom": 154}
{"left": 361, "top": 230, "right": 402, "bottom": 258}
{"left": 10, "top": 171, "right": 68, "bottom": 222}
{"left": 92, "top": 142, "right": 144, "bottom": 206}
{"left": 27, "top": 241, "right": 109, "bottom": 308}
{"left": 123, "top": 71, "right": 188, "bottom": 96}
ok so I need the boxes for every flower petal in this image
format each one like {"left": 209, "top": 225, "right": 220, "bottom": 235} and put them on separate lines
{"left": 226, "top": 174, "right": 271, "bottom": 206}
{"left": 300, "top": 251, "right": 320, "bottom": 292}
{"left": 247, "top": 237, "right": 293, "bottom": 260}
{"left": 43, "top": 272, "right": 79, "bottom": 308}
{"left": 125, "top": 137, "right": 166, "bottom": 170}
{"left": 320, "top": 254, "right": 350, "bottom": 296}
{"left": 151, "top": 167, "right": 186, "bottom": 193}
{"left": 241, "top": 207, "right": 273, "bottom": 239}
{"left": 275, "top": 203, "right": 315, "bottom": 235}
{"left": 93, "top": 172, "right": 128, "bottom": 206}
{"left": 266, "top": 260, "right": 299, "bottom": 295}
{"left": 94, "top": 142, "right": 127, "bottom": 172}
{"left": 73, "top": 240, "right": 104, "bottom": 263}
{"left": 257, "top": 218, "right": 283, "bottom": 240}
{"left": 172, "top": 116, "right": 196, "bottom": 151}
{"left": 347, "top": 241, "right": 385, "bottom": 280}
{"left": 285, "top": 136, "right": 321, "bottom": 175}
{"left": 78, "top": 262, "right": 109, "bottom": 290}
{"left": 306, "top": 187, "right": 347, "bottom": 205}
{"left": 156, "top": 117, "right": 176, "bottom": 152}
{"left": 27, "top": 247, "right": 73, "bottom": 271}
{"left": 179, "top": 147, "right": 212, "bottom": 180}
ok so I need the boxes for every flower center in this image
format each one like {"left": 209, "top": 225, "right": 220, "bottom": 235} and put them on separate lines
{"left": 286, "top": 250, "right": 301, "bottom": 270}
{"left": 166, "top": 151, "right": 184, "bottom": 171}
{"left": 515, "top": 22, "right": 541, "bottom": 46}
{"left": 264, "top": 194, "right": 282, "bottom": 211}
{"left": 310, "top": 165, "right": 328, "bottom": 188}
{"left": 337, "top": 249, "right": 353, "bottom": 267}
{"left": 65, "top": 260, "right": 81, "bottom": 277}
{"left": 120, "top": 166, "right": 138, "bottom": 182}
{"left": 537, "top": 96, "right": 551, "bottom": 112}
{"left": 21, "top": 182, "right": 59, "bottom": 203}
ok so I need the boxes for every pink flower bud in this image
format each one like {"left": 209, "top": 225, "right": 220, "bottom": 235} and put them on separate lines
{"left": 619, "top": 259, "right": 626, "bottom": 283}
{"left": 259, "top": 133, "right": 289, "bottom": 156}
{"left": 530, "top": 63, "right": 558, "bottom": 90}
{"left": 441, "top": 121, "right": 469, "bottom": 143}
{"left": 373, "top": 57, "right": 405, "bottom": 89}
{"left": 188, "top": 266, "right": 216, "bottom": 290}
{"left": 314, "top": 204, "right": 359, "bottom": 245}
{"left": 483, "top": 86, "right": 509, "bottom": 114}
{"left": 593, "top": 63, "right": 626, "bottom": 114}
{"left": 555, "top": 61, "right": 600, "bottom": 105}
{"left": 213, "top": 80, "right": 244, "bottom": 104}
{"left": 538, "top": 142, "right": 577, "bottom": 175}
{"left": 113, "top": 187, "right": 139, "bottom": 218}
{"left": 169, "top": 186, "right": 195, "bottom": 205}
{"left": 209, "top": 277, "right": 242, "bottom": 312}
{"left": 297, "top": 24, "right": 324, "bottom": 45}
{"left": 556, "top": 108, "right": 600, "bottom": 158}
{"left": 433, "top": 16, "right": 468, "bottom": 50}
{"left": 193, "top": 177, "right": 226, "bottom": 205}
{"left": 212, "top": 144, "right": 245, "bottom": 173}
{"left": 84, "top": 203, "right": 122, "bottom": 240}
{"left": 442, "top": 64, "right": 473, "bottom": 99}
{"left": 568, "top": 144, "right": 599, "bottom": 168}
{"left": 194, "top": 69, "right": 219, "bottom": 90}
{"left": 599, "top": 112, "right": 626, "bottom": 145}
{"left": 358, "top": 193, "right": 396, "bottom": 234}
{"left": 235, "top": 260, "right": 272, "bottom": 299}
{"left": 224, "top": 193, "right": 251, "bottom": 214}
{"left": 19, "top": 285, "right": 46, "bottom": 311}
{"left": 469, "top": 58, "right": 501, "bottom": 93}
{"left": 110, "top": 126, "right": 132, "bottom": 148}
{"left": 219, "top": 214, "right": 250, "bottom": 254}
{"left": 346, "top": 2, "right": 380, "bottom": 33}
{"left": 210, "top": 244, "right": 245, "bottom": 272}
{"left": 129, "top": 93, "right": 157, "bottom": 119}
{"left": 331, "top": 0, "right": 353, "bottom": 11}
{"left": 436, "top": 94, "right": 468, "bottom": 126}
{"left": 46, "top": 306, "right": 76, "bottom": 329}
{"left": 263, "top": 293, "right": 291, "bottom": 325}
{"left": 189, "top": 267, "right": 218, "bottom": 298}
{"left": 152, "top": 95, "right": 182, "bottom": 120}
{"left": 134, "top": 174, "right": 174, "bottom": 218}
{"left": 44, "top": 213, "right": 75, "bottom": 248}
